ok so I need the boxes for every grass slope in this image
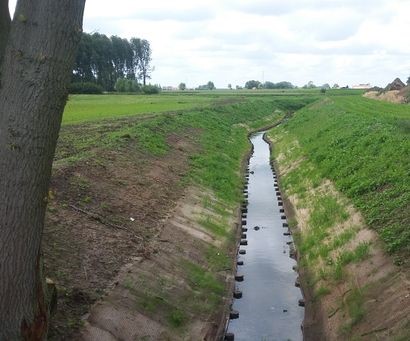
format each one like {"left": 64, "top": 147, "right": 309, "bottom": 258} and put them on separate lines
{"left": 60, "top": 95, "right": 315, "bottom": 202}
{"left": 278, "top": 95, "right": 410, "bottom": 263}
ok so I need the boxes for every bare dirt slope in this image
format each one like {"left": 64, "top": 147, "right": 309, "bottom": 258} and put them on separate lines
{"left": 80, "top": 187, "right": 235, "bottom": 340}
{"left": 363, "top": 90, "right": 406, "bottom": 103}
{"left": 44, "top": 117, "right": 238, "bottom": 340}
{"left": 363, "top": 86, "right": 410, "bottom": 104}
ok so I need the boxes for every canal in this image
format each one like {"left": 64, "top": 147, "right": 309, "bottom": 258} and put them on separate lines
{"left": 227, "top": 132, "right": 304, "bottom": 341}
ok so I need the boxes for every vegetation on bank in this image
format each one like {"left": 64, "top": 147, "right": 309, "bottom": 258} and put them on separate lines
{"left": 278, "top": 96, "right": 409, "bottom": 262}
{"left": 269, "top": 124, "right": 371, "bottom": 335}
{"left": 62, "top": 94, "right": 315, "bottom": 199}
{"left": 268, "top": 94, "right": 409, "bottom": 338}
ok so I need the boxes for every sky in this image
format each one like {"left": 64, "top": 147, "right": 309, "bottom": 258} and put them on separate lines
{"left": 8, "top": 0, "right": 410, "bottom": 88}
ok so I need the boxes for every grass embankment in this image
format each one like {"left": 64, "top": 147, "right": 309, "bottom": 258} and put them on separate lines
{"left": 268, "top": 95, "right": 409, "bottom": 338}
{"left": 49, "top": 93, "right": 315, "bottom": 338}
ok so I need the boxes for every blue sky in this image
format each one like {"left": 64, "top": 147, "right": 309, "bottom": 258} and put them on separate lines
{"left": 9, "top": 0, "right": 410, "bottom": 88}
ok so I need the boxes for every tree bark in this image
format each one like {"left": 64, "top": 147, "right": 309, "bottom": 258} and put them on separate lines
{"left": 0, "top": 0, "right": 85, "bottom": 339}
{"left": 0, "top": 0, "right": 11, "bottom": 66}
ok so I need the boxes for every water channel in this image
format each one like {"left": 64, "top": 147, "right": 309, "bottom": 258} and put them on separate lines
{"left": 227, "top": 132, "right": 304, "bottom": 341}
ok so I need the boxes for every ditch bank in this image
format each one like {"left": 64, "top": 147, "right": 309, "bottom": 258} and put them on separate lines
{"left": 265, "top": 122, "right": 410, "bottom": 340}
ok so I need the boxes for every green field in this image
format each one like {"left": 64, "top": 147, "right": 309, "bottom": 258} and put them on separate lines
{"left": 62, "top": 89, "right": 361, "bottom": 124}
{"left": 63, "top": 94, "right": 215, "bottom": 124}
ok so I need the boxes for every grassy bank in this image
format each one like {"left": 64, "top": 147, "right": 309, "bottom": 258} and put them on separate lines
{"left": 268, "top": 94, "right": 410, "bottom": 339}
{"left": 59, "top": 95, "right": 315, "bottom": 202}
{"left": 275, "top": 95, "right": 409, "bottom": 263}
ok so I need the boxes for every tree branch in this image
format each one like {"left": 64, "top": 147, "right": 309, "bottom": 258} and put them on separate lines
{"left": 0, "top": 0, "right": 11, "bottom": 68}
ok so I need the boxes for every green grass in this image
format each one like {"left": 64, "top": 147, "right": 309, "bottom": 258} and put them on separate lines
{"left": 167, "top": 309, "right": 186, "bottom": 328}
{"left": 205, "top": 246, "right": 231, "bottom": 272}
{"left": 314, "top": 286, "right": 331, "bottom": 301}
{"left": 63, "top": 90, "right": 320, "bottom": 125}
{"left": 197, "top": 216, "right": 229, "bottom": 237}
{"left": 184, "top": 261, "right": 224, "bottom": 295}
{"left": 63, "top": 94, "right": 216, "bottom": 124}
{"left": 309, "top": 196, "right": 349, "bottom": 231}
{"left": 339, "top": 287, "right": 366, "bottom": 335}
{"left": 275, "top": 95, "right": 410, "bottom": 262}
{"left": 331, "top": 228, "right": 357, "bottom": 249}
{"left": 182, "top": 260, "right": 225, "bottom": 314}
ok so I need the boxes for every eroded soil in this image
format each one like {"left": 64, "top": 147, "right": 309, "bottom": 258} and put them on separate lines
{"left": 43, "top": 120, "right": 216, "bottom": 339}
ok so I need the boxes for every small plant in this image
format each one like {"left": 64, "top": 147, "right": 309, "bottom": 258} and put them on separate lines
{"left": 339, "top": 287, "right": 365, "bottom": 335}
{"left": 168, "top": 309, "right": 186, "bottom": 328}
{"left": 353, "top": 242, "right": 370, "bottom": 261}
{"left": 197, "top": 216, "right": 229, "bottom": 237}
{"left": 314, "top": 286, "right": 331, "bottom": 300}
{"left": 206, "top": 246, "right": 231, "bottom": 271}
{"left": 69, "top": 174, "right": 90, "bottom": 190}
{"left": 82, "top": 196, "right": 92, "bottom": 204}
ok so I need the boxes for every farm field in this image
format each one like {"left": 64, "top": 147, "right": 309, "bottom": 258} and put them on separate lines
{"left": 62, "top": 89, "right": 361, "bottom": 124}
{"left": 62, "top": 93, "right": 215, "bottom": 124}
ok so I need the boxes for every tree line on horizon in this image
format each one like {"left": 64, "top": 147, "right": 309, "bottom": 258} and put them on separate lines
{"left": 71, "top": 32, "right": 155, "bottom": 93}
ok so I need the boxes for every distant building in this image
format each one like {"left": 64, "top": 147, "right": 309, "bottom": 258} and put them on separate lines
{"left": 352, "top": 83, "right": 372, "bottom": 89}
{"left": 385, "top": 78, "right": 405, "bottom": 91}
{"left": 162, "top": 86, "right": 178, "bottom": 91}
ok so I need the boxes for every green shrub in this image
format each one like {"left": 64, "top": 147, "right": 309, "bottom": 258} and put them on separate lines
{"left": 141, "top": 84, "right": 161, "bottom": 94}
{"left": 115, "top": 78, "right": 140, "bottom": 93}
{"left": 68, "top": 82, "right": 103, "bottom": 94}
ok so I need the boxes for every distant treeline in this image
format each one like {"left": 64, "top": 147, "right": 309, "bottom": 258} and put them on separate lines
{"left": 71, "top": 32, "right": 154, "bottom": 92}
{"left": 244, "top": 80, "right": 294, "bottom": 89}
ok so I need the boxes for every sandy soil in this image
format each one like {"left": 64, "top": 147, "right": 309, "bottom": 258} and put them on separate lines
{"left": 363, "top": 90, "right": 407, "bottom": 104}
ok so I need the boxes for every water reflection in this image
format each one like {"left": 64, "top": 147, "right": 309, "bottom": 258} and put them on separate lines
{"left": 227, "top": 132, "right": 303, "bottom": 341}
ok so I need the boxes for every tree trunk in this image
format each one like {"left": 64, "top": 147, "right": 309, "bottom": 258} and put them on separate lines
{"left": 0, "top": 0, "right": 85, "bottom": 339}
{"left": 0, "top": 0, "right": 11, "bottom": 67}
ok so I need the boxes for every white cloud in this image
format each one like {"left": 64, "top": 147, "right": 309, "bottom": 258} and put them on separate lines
{"left": 7, "top": 0, "right": 410, "bottom": 88}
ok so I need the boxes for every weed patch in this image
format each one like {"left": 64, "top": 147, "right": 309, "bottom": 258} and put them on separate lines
{"left": 339, "top": 287, "right": 365, "bottom": 336}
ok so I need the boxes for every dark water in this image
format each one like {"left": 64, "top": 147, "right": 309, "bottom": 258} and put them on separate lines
{"left": 227, "top": 132, "right": 304, "bottom": 341}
